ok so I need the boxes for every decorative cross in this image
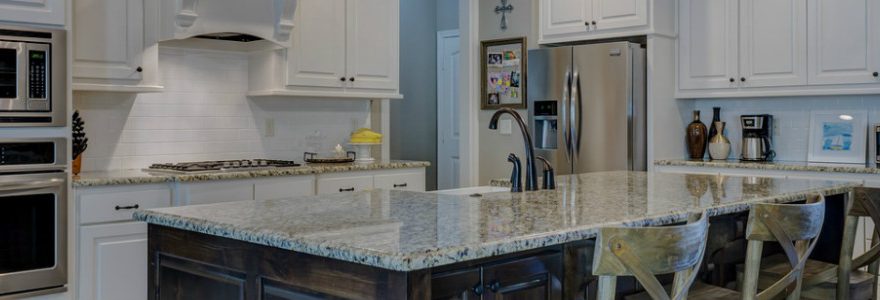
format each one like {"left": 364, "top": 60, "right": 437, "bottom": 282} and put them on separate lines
{"left": 495, "top": 0, "right": 514, "bottom": 30}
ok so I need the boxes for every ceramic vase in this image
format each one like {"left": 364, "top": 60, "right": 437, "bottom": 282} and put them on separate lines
{"left": 708, "top": 107, "right": 721, "bottom": 139}
{"left": 708, "top": 121, "right": 731, "bottom": 160}
{"left": 686, "top": 110, "right": 708, "bottom": 160}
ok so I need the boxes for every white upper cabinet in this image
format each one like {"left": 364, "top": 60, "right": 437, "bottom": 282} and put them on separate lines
{"left": 541, "top": 0, "right": 592, "bottom": 37}
{"left": 0, "top": 0, "right": 65, "bottom": 26}
{"left": 253, "top": 0, "right": 400, "bottom": 98}
{"left": 738, "top": 0, "right": 807, "bottom": 87}
{"left": 678, "top": 0, "right": 739, "bottom": 90}
{"left": 539, "top": 0, "right": 649, "bottom": 43}
{"left": 592, "top": 0, "right": 648, "bottom": 30}
{"left": 345, "top": 0, "right": 399, "bottom": 90}
{"left": 807, "top": 0, "right": 880, "bottom": 85}
{"left": 286, "top": 0, "right": 347, "bottom": 88}
{"left": 73, "top": 0, "right": 161, "bottom": 92}
{"left": 677, "top": 0, "right": 880, "bottom": 97}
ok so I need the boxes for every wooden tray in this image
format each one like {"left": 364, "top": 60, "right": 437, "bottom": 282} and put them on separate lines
{"left": 303, "top": 152, "right": 356, "bottom": 164}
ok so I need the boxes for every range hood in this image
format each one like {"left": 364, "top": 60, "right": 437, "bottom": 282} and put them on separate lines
{"left": 159, "top": 0, "right": 297, "bottom": 47}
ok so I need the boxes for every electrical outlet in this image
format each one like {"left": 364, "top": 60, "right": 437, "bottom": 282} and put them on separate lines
{"left": 500, "top": 119, "right": 513, "bottom": 135}
{"left": 264, "top": 118, "right": 275, "bottom": 137}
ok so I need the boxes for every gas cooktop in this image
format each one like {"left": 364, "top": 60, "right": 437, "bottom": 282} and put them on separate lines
{"left": 145, "top": 159, "right": 301, "bottom": 174}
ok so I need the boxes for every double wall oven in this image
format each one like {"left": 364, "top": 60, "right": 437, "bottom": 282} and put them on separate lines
{"left": 0, "top": 138, "right": 68, "bottom": 298}
{"left": 0, "top": 25, "right": 66, "bottom": 127}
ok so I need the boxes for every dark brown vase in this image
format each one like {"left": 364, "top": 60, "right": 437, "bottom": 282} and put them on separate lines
{"left": 686, "top": 110, "right": 708, "bottom": 160}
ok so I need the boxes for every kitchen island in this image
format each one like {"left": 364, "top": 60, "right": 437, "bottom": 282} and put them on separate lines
{"left": 135, "top": 171, "right": 859, "bottom": 299}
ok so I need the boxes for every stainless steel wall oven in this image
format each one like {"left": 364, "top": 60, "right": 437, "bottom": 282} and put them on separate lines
{"left": 0, "top": 138, "right": 67, "bottom": 299}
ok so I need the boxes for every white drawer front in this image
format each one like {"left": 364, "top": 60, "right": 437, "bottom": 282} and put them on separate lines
{"left": 255, "top": 176, "right": 316, "bottom": 201}
{"left": 374, "top": 172, "right": 426, "bottom": 192}
{"left": 317, "top": 176, "right": 374, "bottom": 194}
{"left": 79, "top": 187, "right": 172, "bottom": 225}
{"left": 183, "top": 180, "right": 254, "bottom": 205}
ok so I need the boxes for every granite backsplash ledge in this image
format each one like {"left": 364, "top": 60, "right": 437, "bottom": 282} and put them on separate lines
{"left": 654, "top": 159, "right": 880, "bottom": 175}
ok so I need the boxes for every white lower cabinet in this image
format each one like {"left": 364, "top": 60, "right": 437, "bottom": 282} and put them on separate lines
{"left": 76, "top": 184, "right": 172, "bottom": 300}
{"left": 79, "top": 222, "right": 148, "bottom": 300}
{"left": 178, "top": 179, "right": 256, "bottom": 205}
{"left": 374, "top": 170, "right": 426, "bottom": 192}
{"left": 317, "top": 174, "right": 374, "bottom": 194}
{"left": 255, "top": 176, "right": 316, "bottom": 201}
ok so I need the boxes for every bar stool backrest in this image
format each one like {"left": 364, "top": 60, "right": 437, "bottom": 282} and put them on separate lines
{"left": 740, "top": 194, "right": 825, "bottom": 300}
{"left": 593, "top": 212, "right": 710, "bottom": 300}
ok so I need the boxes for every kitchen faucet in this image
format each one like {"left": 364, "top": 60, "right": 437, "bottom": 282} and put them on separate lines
{"left": 489, "top": 108, "right": 538, "bottom": 191}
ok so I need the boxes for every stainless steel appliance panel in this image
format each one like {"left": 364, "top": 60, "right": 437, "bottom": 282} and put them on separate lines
{"left": 0, "top": 24, "right": 66, "bottom": 127}
{"left": 0, "top": 171, "right": 67, "bottom": 297}
{"left": 871, "top": 124, "right": 879, "bottom": 167}
{"left": 570, "top": 42, "right": 644, "bottom": 174}
{"left": 528, "top": 47, "right": 573, "bottom": 173}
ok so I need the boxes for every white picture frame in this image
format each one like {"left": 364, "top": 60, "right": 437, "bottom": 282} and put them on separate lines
{"left": 807, "top": 110, "right": 868, "bottom": 165}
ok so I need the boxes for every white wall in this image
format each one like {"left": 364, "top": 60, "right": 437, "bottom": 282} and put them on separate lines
{"left": 692, "top": 95, "right": 880, "bottom": 161}
{"left": 74, "top": 47, "right": 370, "bottom": 172}
{"left": 478, "top": 0, "right": 538, "bottom": 185}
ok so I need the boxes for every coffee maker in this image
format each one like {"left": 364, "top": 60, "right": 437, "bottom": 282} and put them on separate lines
{"left": 741, "top": 115, "right": 775, "bottom": 161}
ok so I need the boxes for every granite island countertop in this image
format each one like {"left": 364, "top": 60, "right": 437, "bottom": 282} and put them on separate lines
{"left": 72, "top": 160, "right": 430, "bottom": 187}
{"left": 655, "top": 159, "right": 880, "bottom": 175}
{"left": 134, "top": 171, "right": 859, "bottom": 272}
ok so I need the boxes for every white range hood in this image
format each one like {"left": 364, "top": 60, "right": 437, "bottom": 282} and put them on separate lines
{"left": 159, "top": 0, "right": 297, "bottom": 46}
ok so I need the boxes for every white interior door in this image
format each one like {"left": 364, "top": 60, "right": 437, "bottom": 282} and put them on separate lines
{"left": 437, "top": 30, "right": 461, "bottom": 190}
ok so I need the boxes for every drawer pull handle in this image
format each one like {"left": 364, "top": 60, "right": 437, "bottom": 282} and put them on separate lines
{"left": 393, "top": 183, "right": 408, "bottom": 188}
{"left": 115, "top": 204, "right": 140, "bottom": 210}
{"left": 339, "top": 187, "right": 355, "bottom": 192}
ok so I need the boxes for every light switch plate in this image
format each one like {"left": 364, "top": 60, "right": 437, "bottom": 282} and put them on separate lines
{"left": 500, "top": 119, "right": 512, "bottom": 135}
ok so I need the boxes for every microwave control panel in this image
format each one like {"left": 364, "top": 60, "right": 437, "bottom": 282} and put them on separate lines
{"left": 28, "top": 50, "right": 47, "bottom": 100}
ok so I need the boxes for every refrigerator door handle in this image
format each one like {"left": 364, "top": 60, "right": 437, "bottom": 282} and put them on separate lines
{"left": 571, "top": 71, "right": 582, "bottom": 156}
{"left": 562, "top": 69, "right": 572, "bottom": 160}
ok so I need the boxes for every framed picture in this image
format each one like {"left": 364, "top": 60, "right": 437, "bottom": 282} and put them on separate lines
{"left": 481, "top": 37, "right": 526, "bottom": 110}
{"left": 807, "top": 110, "right": 868, "bottom": 164}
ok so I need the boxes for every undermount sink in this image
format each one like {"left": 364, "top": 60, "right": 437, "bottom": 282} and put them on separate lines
{"left": 431, "top": 186, "right": 509, "bottom": 196}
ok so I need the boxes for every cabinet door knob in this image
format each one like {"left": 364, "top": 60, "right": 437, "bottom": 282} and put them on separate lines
{"left": 472, "top": 283, "right": 484, "bottom": 295}
{"left": 349, "top": 77, "right": 355, "bottom": 82}
{"left": 873, "top": 72, "right": 878, "bottom": 77}
{"left": 487, "top": 281, "right": 501, "bottom": 293}
{"left": 136, "top": 66, "right": 143, "bottom": 72}
{"left": 729, "top": 78, "right": 735, "bottom": 83}
{"left": 584, "top": 21, "right": 589, "bottom": 27}
{"left": 740, "top": 77, "right": 746, "bottom": 82}
{"left": 591, "top": 21, "right": 596, "bottom": 25}
{"left": 340, "top": 77, "right": 346, "bottom": 81}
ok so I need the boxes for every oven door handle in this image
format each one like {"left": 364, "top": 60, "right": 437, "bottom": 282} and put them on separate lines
{"left": 0, "top": 178, "right": 64, "bottom": 193}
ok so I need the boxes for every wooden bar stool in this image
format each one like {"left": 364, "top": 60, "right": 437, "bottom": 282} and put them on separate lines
{"left": 593, "top": 212, "right": 710, "bottom": 300}
{"left": 753, "top": 189, "right": 879, "bottom": 300}
{"left": 687, "top": 194, "right": 826, "bottom": 300}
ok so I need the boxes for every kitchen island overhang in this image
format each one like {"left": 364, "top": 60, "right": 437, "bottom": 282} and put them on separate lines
{"left": 136, "top": 171, "right": 860, "bottom": 299}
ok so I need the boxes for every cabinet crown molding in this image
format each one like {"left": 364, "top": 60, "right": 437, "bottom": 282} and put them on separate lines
{"left": 160, "top": 0, "right": 298, "bottom": 46}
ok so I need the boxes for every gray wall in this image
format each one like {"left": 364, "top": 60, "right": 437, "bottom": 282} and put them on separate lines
{"left": 437, "top": 0, "right": 459, "bottom": 31}
{"left": 478, "top": 0, "right": 539, "bottom": 184}
{"left": 391, "top": 0, "right": 442, "bottom": 190}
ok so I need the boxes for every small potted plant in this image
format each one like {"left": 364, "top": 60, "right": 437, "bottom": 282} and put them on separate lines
{"left": 72, "top": 110, "right": 88, "bottom": 175}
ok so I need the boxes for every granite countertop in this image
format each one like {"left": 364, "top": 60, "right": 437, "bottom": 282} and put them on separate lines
{"left": 73, "top": 160, "right": 430, "bottom": 187}
{"left": 134, "top": 171, "right": 859, "bottom": 272}
{"left": 655, "top": 159, "right": 880, "bottom": 175}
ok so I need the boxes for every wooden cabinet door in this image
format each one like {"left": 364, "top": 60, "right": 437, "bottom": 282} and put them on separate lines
{"left": 678, "top": 0, "right": 740, "bottom": 90}
{"left": 482, "top": 252, "right": 563, "bottom": 299}
{"left": 286, "top": 0, "right": 348, "bottom": 88}
{"left": 591, "top": 0, "right": 648, "bottom": 31}
{"left": 0, "top": 0, "right": 65, "bottom": 26}
{"left": 431, "top": 268, "right": 482, "bottom": 300}
{"left": 738, "top": 0, "right": 807, "bottom": 87}
{"left": 73, "top": 0, "right": 145, "bottom": 81}
{"left": 345, "top": 0, "right": 399, "bottom": 90}
{"left": 541, "top": 0, "right": 592, "bottom": 37}
{"left": 807, "top": 0, "right": 880, "bottom": 85}
{"left": 79, "top": 222, "right": 148, "bottom": 300}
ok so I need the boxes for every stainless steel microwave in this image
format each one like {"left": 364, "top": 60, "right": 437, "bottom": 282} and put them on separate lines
{"left": 0, "top": 25, "right": 66, "bottom": 127}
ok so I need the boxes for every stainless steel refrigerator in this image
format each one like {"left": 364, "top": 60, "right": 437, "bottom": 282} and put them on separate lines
{"left": 527, "top": 42, "right": 646, "bottom": 175}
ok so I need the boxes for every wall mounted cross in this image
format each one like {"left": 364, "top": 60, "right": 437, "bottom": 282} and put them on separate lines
{"left": 495, "top": 0, "right": 514, "bottom": 30}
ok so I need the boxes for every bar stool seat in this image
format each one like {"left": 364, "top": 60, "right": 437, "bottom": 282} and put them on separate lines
{"left": 753, "top": 254, "right": 875, "bottom": 300}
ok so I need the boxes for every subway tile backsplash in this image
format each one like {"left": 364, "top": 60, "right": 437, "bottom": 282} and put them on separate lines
{"left": 74, "top": 47, "right": 370, "bottom": 172}
{"left": 693, "top": 95, "right": 880, "bottom": 161}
